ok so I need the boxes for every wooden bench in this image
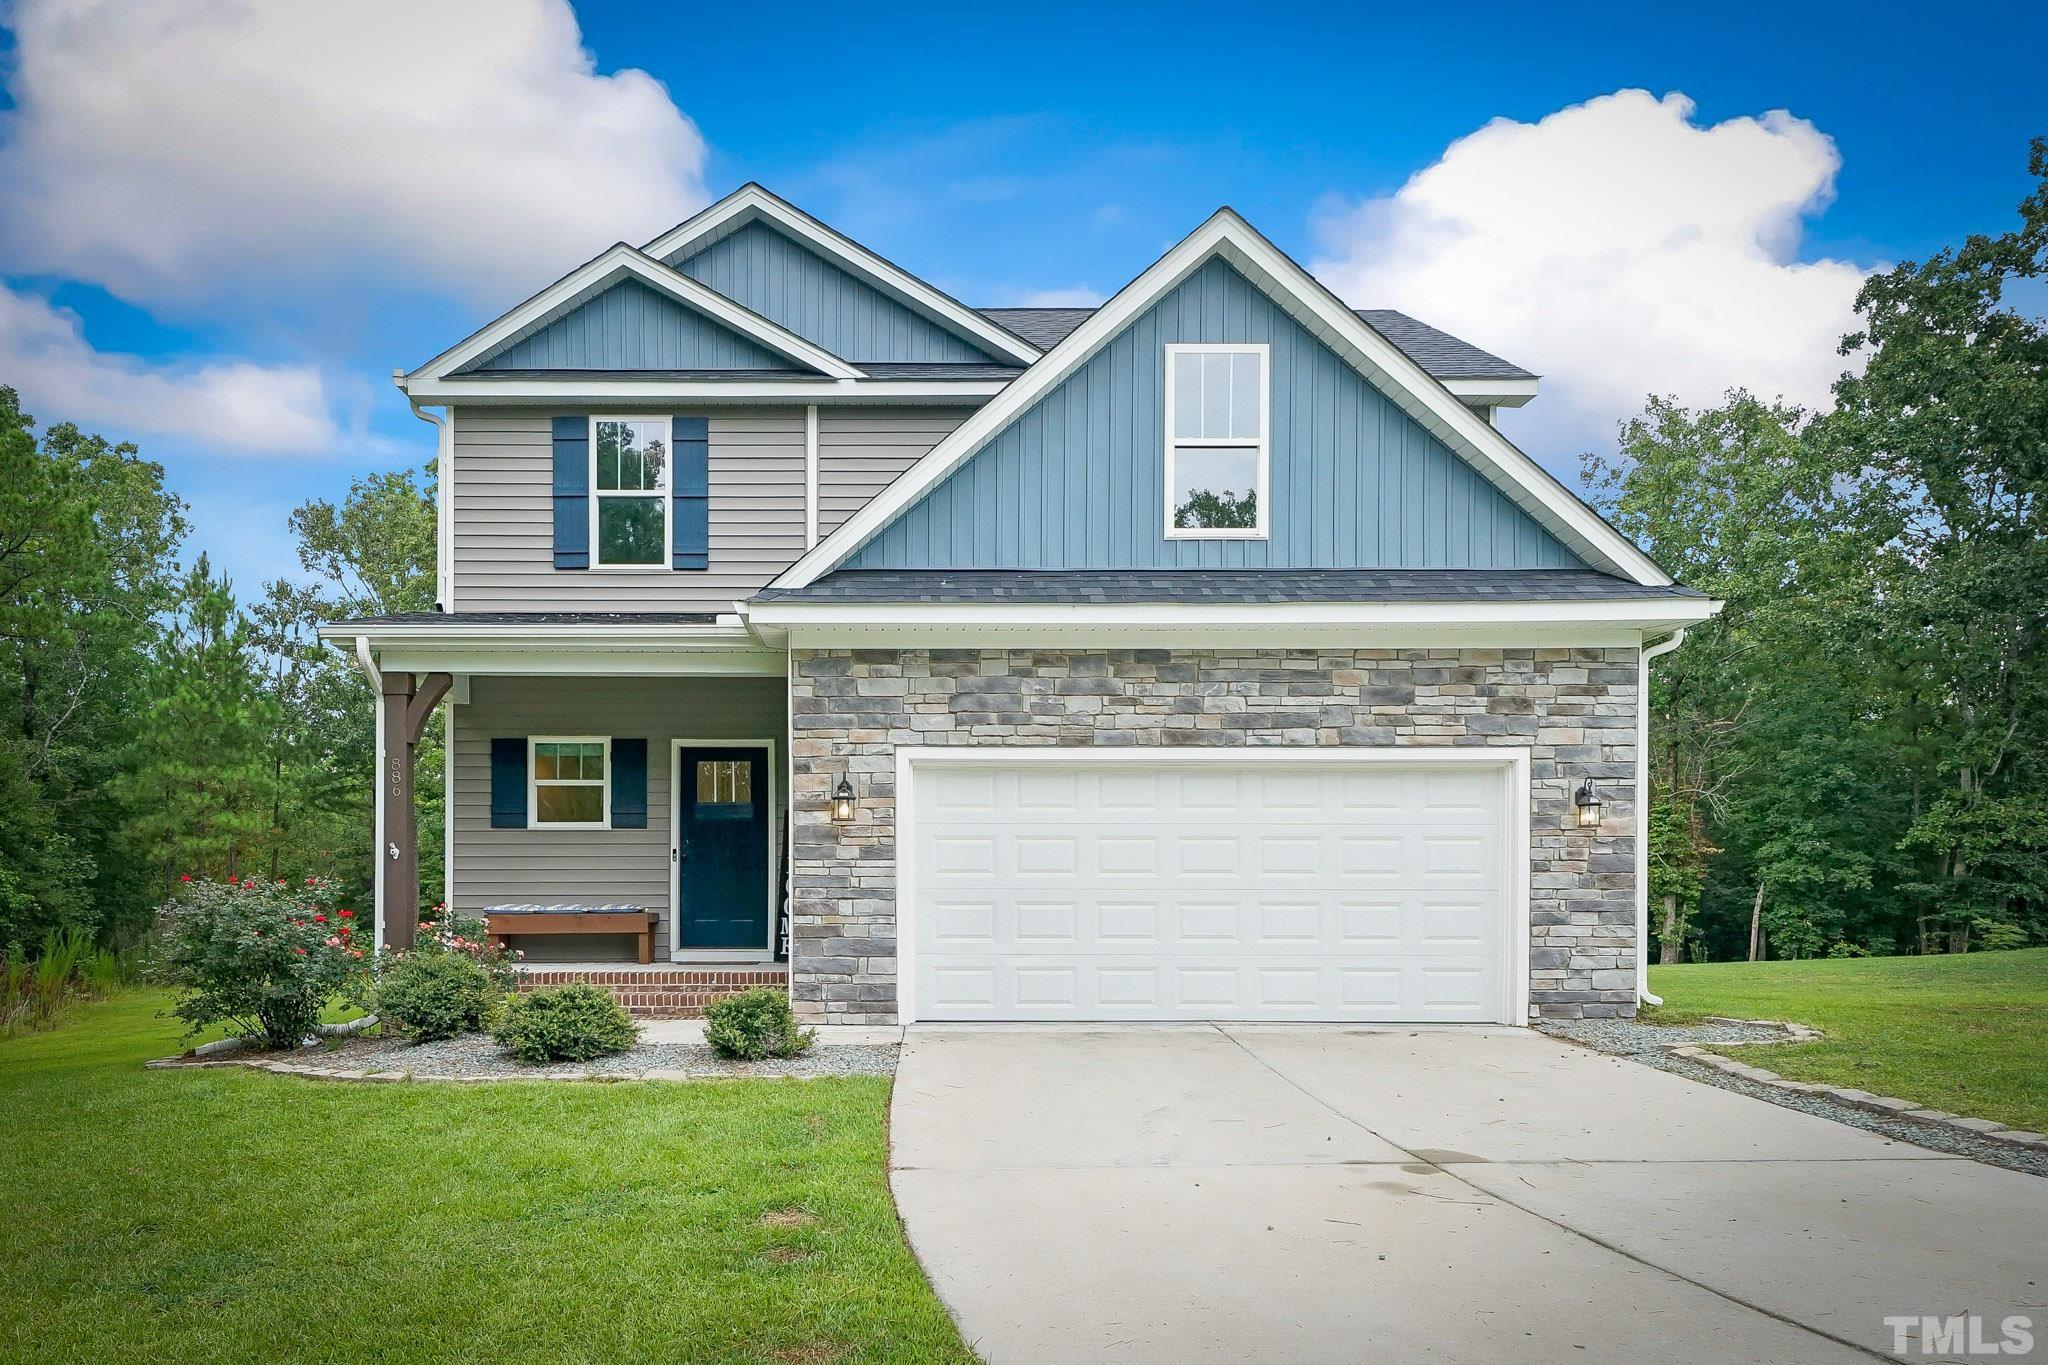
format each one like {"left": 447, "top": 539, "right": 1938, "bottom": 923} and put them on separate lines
{"left": 485, "top": 905, "right": 658, "bottom": 964}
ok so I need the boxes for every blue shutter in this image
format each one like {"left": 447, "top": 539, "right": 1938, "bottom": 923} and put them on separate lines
{"left": 552, "top": 416, "right": 590, "bottom": 569}
{"left": 611, "top": 739, "right": 648, "bottom": 829}
{"left": 490, "top": 739, "right": 527, "bottom": 828}
{"left": 672, "top": 416, "right": 709, "bottom": 570}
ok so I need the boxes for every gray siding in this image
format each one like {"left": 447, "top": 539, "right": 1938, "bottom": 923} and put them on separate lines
{"left": 470, "top": 279, "right": 801, "bottom": 372}
{"left": 450, "top": 406, "right": 806, "bottom": 611}
{"left": 671, "top": 220, "right": 997, "bottom": 364}
{"left": 816, "top": 409, "right": 972, "bottom": 537}
{"left": 451, "top": 675, "right": 787, "bottom": 960}
{"left": 846, "top": 257, "right": 1581, "bottom": 571}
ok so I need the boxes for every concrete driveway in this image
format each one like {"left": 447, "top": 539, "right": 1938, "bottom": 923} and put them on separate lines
{"left": 889, "top": 1025, "right": 2047, "bottom": 1364}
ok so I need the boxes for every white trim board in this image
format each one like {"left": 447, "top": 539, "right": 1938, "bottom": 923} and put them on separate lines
{"left": 891, "top": 745, "right": 1533, "bottom": 1027}
{"left": 668, "top": 737, "right": 779, "bottom": 961}
{"left": 642, "top": 184, "right": 1041, "bottom": 368}
{"left": 399, "top": 377, "right": 1008, "bottom": 404}
{"left": 403, "top": 242, "right": 862, "bottom": 384}
{"left": 772, "top": 209, "right": 1670, "bottom": 589}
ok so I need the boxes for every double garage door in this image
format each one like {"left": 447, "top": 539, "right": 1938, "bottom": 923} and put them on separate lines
{"left": 906, "top": 757, "right": 1516, "bottom": 1023}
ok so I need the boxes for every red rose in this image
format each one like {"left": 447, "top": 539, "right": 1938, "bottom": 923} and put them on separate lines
{"left": 338, "top": 910, "right": 353, "bottom": 918}
{"left": 313, "top": 914, "right": 327, "bottom": 923}
{"left": 294, "top": 947, "right": 307, "bottom": 956}
{"left": 180, "top": 874, "right": 191, "bottom": 883}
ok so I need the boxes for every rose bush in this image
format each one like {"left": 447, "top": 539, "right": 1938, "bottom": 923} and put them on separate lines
{"left": 152, "top": 876, "right": 369, "bottom": 1049}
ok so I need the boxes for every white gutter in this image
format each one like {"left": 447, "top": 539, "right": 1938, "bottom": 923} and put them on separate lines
{"left": 1637, "top": 628, "right": 1688, "bottom": 1007}
{"left": 353, "top": 637, "right": 387, "bottom": 956}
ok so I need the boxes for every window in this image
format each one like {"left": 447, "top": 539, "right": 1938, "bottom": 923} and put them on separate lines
{"left": 592, "top": 417, "right": 670, "bottom": 567}
{"left": 695, "top": 759, "right": 754, "bottom": 819}
{"left": 530, "top": 737, "right": 610, "bottom": 828}
{"left": 1164, "top": 344, "right": 1268, "bottom": 538}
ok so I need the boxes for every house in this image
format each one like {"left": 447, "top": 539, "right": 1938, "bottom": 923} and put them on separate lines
{"left": 319, "top": 184, "right": 1718, "bottom": 1025}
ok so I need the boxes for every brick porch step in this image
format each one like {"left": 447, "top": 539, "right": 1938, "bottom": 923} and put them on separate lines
{"left": 515, "top": 966, "right": 787, "bottom": 1018}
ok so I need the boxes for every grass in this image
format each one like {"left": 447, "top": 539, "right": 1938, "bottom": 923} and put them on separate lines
{"left": 1647, "top": 947, "right": 2048, "bottom": 1134}
{"left": 0, "top": 992, "right": 969, "bottom": 1364}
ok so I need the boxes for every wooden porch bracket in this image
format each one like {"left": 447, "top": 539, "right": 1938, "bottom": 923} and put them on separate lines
{"left": 377, "top": 669, "right": 454, "bottom": 951}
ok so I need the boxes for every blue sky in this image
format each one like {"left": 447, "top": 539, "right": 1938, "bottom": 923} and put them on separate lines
{"left": 2, "top": 0, "right": 2044, "bottom": 595}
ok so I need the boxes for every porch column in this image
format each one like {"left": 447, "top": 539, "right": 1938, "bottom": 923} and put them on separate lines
{"left": 375, "top": 669, "right": 453, "bottom": 951}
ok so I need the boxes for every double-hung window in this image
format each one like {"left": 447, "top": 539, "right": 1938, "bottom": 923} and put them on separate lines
{"left": 1164, "top": 344, "right": 1268, "bottom": 538}
{"left": 529, "top": 737, "right": 610, "bottom": 828}
{"left": 592, "top": 417, "right": 670, "bottom": 567}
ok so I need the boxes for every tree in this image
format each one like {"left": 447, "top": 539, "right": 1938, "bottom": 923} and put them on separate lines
{"left": 0, "top": 388, "right": 186, "bottom": 948}
{"left": 120, "top": 557, "right": 278, "bottom": 892}
{"left": 1174, "top": 487, "right": 1257, "bottom": 530}
{"left": 1817, "top": 138, "right": 2048, "bottom": 953}
{"left": 270, "top": 464, "right": 441, "bottom": 914}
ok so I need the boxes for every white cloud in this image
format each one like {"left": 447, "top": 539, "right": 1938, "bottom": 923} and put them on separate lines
{"left": 0, "top": 284, "right": 336, "bottom": 453}
{"left": 1311, "top": 90, "right": 1871, "bottom": 457}
{"left": 0, "top": 0, "right": 709, "bottom": 311}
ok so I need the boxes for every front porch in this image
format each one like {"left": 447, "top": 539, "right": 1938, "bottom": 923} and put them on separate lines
{"left": 515, "top": 962, "right": 789, "bottom": 1018}
{"left": 324, "top": 615, "right": 797, "bottom": 981}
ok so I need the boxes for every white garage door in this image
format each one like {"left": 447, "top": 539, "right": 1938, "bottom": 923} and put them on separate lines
{"left": 906, "top": 758, "right": 1514, "bottom": 1023}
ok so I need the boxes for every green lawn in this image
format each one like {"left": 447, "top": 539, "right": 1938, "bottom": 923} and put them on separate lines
{"left": 0, "top": 993, "right": 969, "bottom": 1364}
{"left": 1647, "top": 948, "right": 2048, "bottom": 1134}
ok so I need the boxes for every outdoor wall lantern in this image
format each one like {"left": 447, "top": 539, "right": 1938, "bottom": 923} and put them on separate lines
{"left": 831, "top": 776, "right": 858, "bottom": 823}
{"left": 1573, "top": 779, "right": 1602, "bottom": 829}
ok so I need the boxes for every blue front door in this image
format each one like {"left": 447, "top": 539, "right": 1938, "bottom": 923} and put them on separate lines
{"left": 676, "top": 746, "right": 770, "bottom": 951}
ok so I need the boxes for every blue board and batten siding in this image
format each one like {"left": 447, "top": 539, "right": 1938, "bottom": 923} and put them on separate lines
{"left": 846, "top": 258, "right": 1581, "bottom": 571}
{"left": 469, "top": 279, "right": 800, "bottom": 372}
{"left": 670, "top": 219, "right": 1000, "bottom": 364}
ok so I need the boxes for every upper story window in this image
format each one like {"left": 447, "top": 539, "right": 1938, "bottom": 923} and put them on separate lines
{"left": 1164, "top": 344, "right": 1268, "bottom": 539}
{"left": 592, "top": 417, "right": 670, "bottom": 567}
{"left": 530, "top": 737, "right": 610, "bottom": 828}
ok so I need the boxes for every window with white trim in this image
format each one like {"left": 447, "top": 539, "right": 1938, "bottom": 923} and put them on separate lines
{"left": 1165, "top": 344, "right": 1268, "bottom": 538}
{"left": 530, "top": 737, "right": 610, "bottom": 828}
{"left": 592, "top": 417, "right": 670, "bottom": 567}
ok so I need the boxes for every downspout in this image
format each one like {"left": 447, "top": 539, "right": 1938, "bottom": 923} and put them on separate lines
{"left": 353, "top": 637, "right": 387, "bottom": 956}
{"left": 1637, "top": 628, "right": 1687, "bottom": 1007}
{"left": 408, "top": 400, "right": 450, "bottom": 611}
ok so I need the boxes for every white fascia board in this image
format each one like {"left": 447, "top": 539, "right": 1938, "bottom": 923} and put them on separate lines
{"left": 375, "top": 646, "right": 787, "bottom": 677}
{"left": 405, "top": 244, "right": 861, "bottom": 383}
{"left": 745, "top": 597, "right": 1722, "bottom": 631}
{"left": 775, "top": 210, "right": 1670, "bottom": 590}
{"left": 399, "top": 376, "right": 1008, "bottom": 404}
{"left": 1444, "top": 377, "right": 1540, "bottom": 408}
{"left": 643, "top": 185, "right": 1042, "bottom": 368}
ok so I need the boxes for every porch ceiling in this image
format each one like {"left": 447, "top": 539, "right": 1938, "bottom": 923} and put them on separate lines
{"left": 316, "top": 614, "right": 787, "bottom": 677}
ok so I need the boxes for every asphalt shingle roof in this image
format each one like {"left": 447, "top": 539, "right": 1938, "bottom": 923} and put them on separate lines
{"left": 752, "top": 569, "right": 1702, "bottom": 605}
{"left": 977, "top": 307, "right": 1532, "bottom": 381}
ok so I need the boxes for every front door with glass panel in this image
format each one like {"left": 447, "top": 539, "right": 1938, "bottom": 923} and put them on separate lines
{"left": 675, "top": 746, "right": 770, "bottom": 951}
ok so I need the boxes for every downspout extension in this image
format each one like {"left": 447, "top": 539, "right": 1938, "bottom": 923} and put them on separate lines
{"left": 1636, "top": 628, "right": 1688, "bottom": 1008}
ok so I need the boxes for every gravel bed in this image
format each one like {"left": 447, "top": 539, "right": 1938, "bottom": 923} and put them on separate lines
{"left": 296, "top": 1030, "right": 898, "bottom": 1081}
{"left": 1539, "top": 1018, "right": 2048, "bottom": 1179}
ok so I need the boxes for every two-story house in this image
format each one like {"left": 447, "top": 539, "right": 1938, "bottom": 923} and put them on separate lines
{"left": 321, "top": 184, "right": 1717, "bottom": 1025}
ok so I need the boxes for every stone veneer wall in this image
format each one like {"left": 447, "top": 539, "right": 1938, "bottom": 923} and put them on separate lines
{"left": 788, "top": 646, "right": 1640, "bottom": 1024}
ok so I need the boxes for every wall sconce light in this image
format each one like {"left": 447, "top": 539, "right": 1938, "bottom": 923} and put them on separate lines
{"left": 831, "top": 776, "right": 857, "bottom": 823}
{"left": 1573, "top": 779, "right": 1602, "bottom": 829}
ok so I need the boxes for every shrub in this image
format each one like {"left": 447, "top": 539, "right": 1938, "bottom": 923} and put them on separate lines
{"left": 1978, "top": 921, "right": 2030, "bottom": 951}
{"left": 152, "top": 876, "right": 368, "bottom": 1050}
{"left": 411, "top": 906, "right": 522, "bottom": 990}
{"left": 704, "top": 987, "right": 814, "bottom": 1061}
{"left": 494, "top": 983, "right": 637, "bottom": 1063}
{"left": 376, "top": 950, "right": 497, "bottom": 1042}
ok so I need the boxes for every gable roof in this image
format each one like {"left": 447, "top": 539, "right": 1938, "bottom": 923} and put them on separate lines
{"left": 979, "top": 306, "right": 1534, "bottom": 381}
{"left": 403, "top": 243, "right": 862, "bottom": 385}
{"left": 775, "top": 209, "right": 1670, "bottom": 589}
{"left": 643, "top": 184, "right": 1042, "bottom": 368}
